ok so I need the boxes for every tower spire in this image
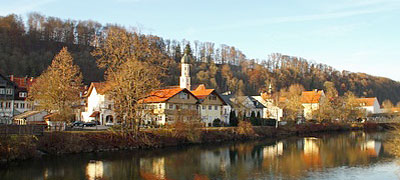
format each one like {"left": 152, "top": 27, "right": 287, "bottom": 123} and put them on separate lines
{"left": 180, "top": 53, "right": 191, "bottom": 90}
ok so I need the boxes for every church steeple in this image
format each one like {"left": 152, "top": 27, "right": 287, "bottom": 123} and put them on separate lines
{"left": 180, "top": 53, "right": 191, "bottom": 90}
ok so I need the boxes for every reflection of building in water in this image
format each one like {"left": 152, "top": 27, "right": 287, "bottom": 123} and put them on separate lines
{"left": 263, "top": 141, "right": 283, "bottom": 158}
{"left": 140, "top": 157, "right": 166, "bottom": 178}
{"left": 86, "top": 160, "right": 104, "bottom": 180}
{"left": 200, "top": 148, "right": 231, "bottom": 172}
{"left": 361, "top": 140, "right": 382, "bottom": 157}
{"left": 301, "top": 137, "right": 321, "bottom": 167}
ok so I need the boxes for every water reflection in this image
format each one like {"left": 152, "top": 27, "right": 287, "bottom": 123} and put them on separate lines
{"left": 86, "top": 160, "right": 103, "bottom": 180}
{"left": 0, "top": 132, "right": 395, "bottom": 180}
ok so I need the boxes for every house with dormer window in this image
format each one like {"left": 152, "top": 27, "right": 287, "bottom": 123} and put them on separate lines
{"left": 140, "top": 88, "right": 199, "bottom": 126}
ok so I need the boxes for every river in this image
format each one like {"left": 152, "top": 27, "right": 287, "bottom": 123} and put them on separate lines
{"left": 0, "top": 131, "right": 399, "bottom": 180}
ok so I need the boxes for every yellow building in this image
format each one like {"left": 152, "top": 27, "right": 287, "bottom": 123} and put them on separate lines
{"left": 191, "top": 84, "right": 226, "bottom": 127}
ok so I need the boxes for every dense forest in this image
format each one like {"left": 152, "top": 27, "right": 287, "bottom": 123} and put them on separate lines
{"left": 1, "top": 13, "right": 400, "bottom": 104}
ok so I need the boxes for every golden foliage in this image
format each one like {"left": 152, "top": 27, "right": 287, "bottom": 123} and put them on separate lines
{"left": 28, "top": 47, "right": 82, "bottom": 122}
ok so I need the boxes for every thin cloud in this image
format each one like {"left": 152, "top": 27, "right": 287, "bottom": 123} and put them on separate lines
{"left": 199, "top": 5, "right": 399, "bottom": 32}
{"left": 0, "top": 0, "right": 55, "bottom": 15}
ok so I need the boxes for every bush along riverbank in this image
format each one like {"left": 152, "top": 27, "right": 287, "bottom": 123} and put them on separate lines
{"left": 0, "top": 122, "right": 395, "bottom": 164}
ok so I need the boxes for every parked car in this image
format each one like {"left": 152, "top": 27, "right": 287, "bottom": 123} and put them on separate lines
{"left": 105, "top": 122, "right": 114, "bottom": 126}
{"left": 83, "top": 121, "right": 97, "bottom": 127}
{"left": 72, "top": 121, "right": 84, "bottom": 127}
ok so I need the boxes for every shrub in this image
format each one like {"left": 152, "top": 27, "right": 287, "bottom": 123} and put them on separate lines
{"left": 212, "top": 119, "right": 222, "bottom": 127}
{"left": 237, "top": 120, "right": 255, "bottom": 136}
{"left": 171, "top": 120, "right": 203, "bottom": 143}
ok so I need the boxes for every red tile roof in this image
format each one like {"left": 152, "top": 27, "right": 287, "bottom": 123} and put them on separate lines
{"left": 9, "top": 77, "right": 36, "bottom": 89}
{"left": 357, "top": 98, "right": 377, "bottom": 107}
{"left": 301, "top": 90, "right": 324, "bottom": 104}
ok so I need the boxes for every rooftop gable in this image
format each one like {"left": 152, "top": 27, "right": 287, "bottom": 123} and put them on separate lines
{"left": 85, "top": 82, "right": 109, "bottom": 97}
{"left": 141, "top": 88, "right": 198, "bottom": 103}
{"left": 191, "top": 84, "right": 227, "bottom": 105}
{"left": 301, "top": 90, "right": 324, "bottom": 104}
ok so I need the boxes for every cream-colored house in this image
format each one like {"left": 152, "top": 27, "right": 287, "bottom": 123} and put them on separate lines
{"left": 81, "top": 82, "right": 116, "bottom": 125}
{"left": 141, "top": 88, "right": 199, "bottom": 126}
{"left": 301, "top": 90, "right": 325, "bottom": 120}
{"left": 191, "top": 84, "right": 226, "bottom": 126}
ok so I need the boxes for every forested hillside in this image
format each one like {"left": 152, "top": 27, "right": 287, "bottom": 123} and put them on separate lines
{"left": 1, "top": 13, "right": 399, "bottom": 104}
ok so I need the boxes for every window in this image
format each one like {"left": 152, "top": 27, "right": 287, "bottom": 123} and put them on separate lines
{"left": 202, "top": 105, "right": 205, "bottom": 110}
{"left": 15, "top": 103, "right": 19, "bottom": 108}
{"left": 179, "top": 92, "right": 189, "bottom": 99}
{"left": 21, "top": 103, "right": 25, "bottom": 109}
{"left": 0, "top": 88, "right": 4, "bottom": 94}
{"left": 108, "top": 104, "right": 112, "bottom": 109}
{"left": 209, "top": 94, "right": 217, "bottom": 100}
{"left": 19, "top": 92, "right": 27, "bottom": 98}
{"left": 214, "top": 105, "right": 218, "bottom": 110}
{"left": 158, "top": 104, "right": 162, "bottom": 109}
{"left": 6, "top": 88, "right": 12, "bottom": 95}
{"left": 6, "top": 102, "right": 11, "bottom": 109}
{"left": 169, "top": 104, "right": 174, "bottom": 109}
{"left": 208, "top": 105, "right": 212, "bottom": 110}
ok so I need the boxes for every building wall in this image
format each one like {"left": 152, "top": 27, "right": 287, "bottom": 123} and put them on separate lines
{"left": 302, "top": 103, "right": 320, "bottom": 120}
{"left": 198, "top": 94, "right": 225, "bottom": 126}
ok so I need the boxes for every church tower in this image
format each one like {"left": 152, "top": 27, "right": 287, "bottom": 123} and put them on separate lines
{"left": 180, "top": 53, "right": 191, "bottom": 90}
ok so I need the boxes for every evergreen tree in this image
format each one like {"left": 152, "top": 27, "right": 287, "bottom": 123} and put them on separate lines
{"left": 229, "top": 110, "right": 238, "bottom": 126}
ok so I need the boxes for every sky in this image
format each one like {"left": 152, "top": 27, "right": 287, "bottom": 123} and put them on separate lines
{"left": 1, "top": 0, "right": 400, "bottom": 80}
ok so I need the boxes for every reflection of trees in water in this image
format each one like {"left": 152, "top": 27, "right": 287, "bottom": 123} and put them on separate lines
{"left": 0, "top": 132, "right": 389, "bottom": 180}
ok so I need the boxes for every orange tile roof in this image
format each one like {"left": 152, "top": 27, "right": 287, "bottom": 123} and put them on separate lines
{"left": 191, "top": 84, "right": 214, "bottom": 99}
{"left": 357, "top": 98, "right": 377, "bottom": 107}
{"left": 301, "top": 90, "right": 324, "bottom": 104}
{"left": 141, "top": 88, "right": 193, "bottom": 103}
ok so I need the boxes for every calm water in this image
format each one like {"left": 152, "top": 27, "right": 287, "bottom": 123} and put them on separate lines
{"left": 1, "top": 131, "right": 399, "bottom": 180}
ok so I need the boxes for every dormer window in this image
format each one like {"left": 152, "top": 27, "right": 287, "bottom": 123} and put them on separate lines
{"left": 209, "top": 94, "right": 217, "bottom": 100}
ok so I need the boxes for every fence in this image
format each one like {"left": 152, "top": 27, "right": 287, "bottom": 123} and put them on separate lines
{"left": 0, "top": 124, "right": 45, "bottom": 136}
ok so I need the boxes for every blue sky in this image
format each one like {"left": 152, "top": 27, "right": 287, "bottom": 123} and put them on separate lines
{"left": 1, "top": 0, "right": 400, "bottom": 80}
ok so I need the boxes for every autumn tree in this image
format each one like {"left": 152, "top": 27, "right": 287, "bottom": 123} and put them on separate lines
{"left": 281, "top": 84, "right": 304, "bottom": 122}
{"left": 92, "top": 27, "right": 165, "bottom": 131}
{"left": 28, "top": 47, "right": 83, "bottom": 122}
{"left": 382, "top": 99, "right": 394, "bottom": 109}
{"left": 313, "top": 81, "right": 340, "bottom": 122}
{"left": 342, "top": 91, "right": 364, "bottom": 121}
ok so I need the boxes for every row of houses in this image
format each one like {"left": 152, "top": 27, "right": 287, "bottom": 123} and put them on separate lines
{"left": 75, "top": 54, "right": 384, "bottom": 127}
{"left": 0, "top": 54, "right": 385, "bottom": 127}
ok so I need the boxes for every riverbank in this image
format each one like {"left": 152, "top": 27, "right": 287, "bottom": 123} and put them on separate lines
{"left": 0, "top": 122, "right": 395, "bottom": 164}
